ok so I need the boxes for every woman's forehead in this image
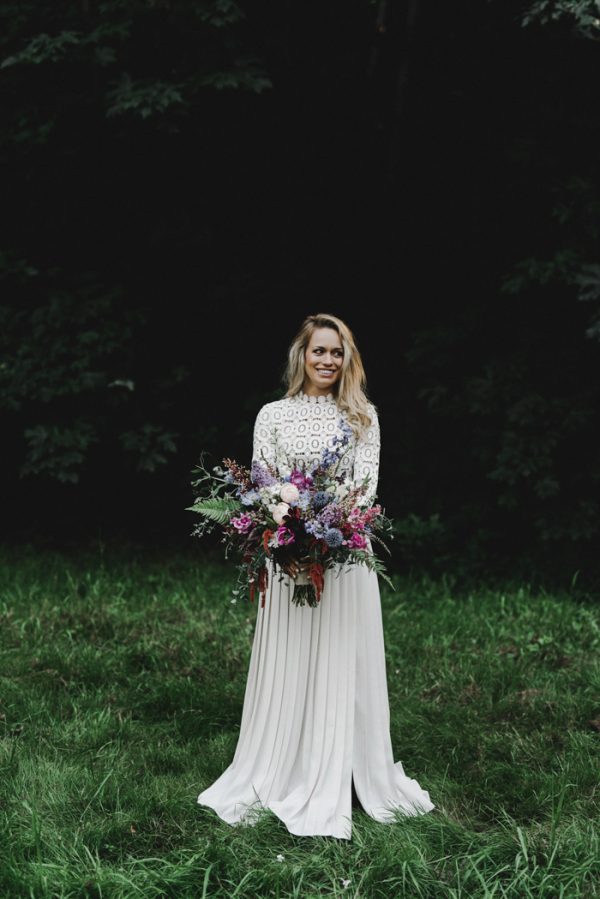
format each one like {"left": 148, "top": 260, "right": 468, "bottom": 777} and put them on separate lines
{"left": 308, "top": 328, "right": 343, "bottom": 348}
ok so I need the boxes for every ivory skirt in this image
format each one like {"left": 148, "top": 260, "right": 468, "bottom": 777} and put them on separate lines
{"left": 197, "top": 557, "right": 435, "bottom": 839}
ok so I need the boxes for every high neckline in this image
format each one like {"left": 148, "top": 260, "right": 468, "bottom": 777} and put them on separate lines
{"left": 296, "top": 390, "right": 336, "bottom": 404}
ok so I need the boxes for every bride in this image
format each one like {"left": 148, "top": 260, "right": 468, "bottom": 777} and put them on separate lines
{"left": 197, "top": 312, "right": 435, "bottom": 839}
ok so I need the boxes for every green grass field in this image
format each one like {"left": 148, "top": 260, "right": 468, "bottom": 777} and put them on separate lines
{"left": 0, "top": 544, "right": 598, "bottom": 898}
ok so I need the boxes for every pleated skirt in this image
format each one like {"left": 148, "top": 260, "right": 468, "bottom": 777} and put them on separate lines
{"left": 197, "top": 556, "right": 435, "bottom": 840}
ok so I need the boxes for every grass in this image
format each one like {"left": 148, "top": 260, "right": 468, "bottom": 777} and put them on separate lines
{"left": 0, "top": 542, "right": 598, "bottom": 898}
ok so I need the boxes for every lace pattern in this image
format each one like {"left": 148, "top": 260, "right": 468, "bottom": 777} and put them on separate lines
{"left": 252, "top": 390, "right": 380, "bottom": 505}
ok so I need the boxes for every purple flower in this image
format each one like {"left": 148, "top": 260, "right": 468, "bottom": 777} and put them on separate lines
{"left": 318, "top": 503, "right": 342, "bottom": 527}
{"left": 317, "top": 415, "right": 355, "bottom": 470}
{"left": 275, "top": 526, "right": 295, "bottom": 546}
{"left": 290, "top": 468, "right": 313, "bottom": 489}
{"left": 251, "top": 460, "right": 277, "bottom": 487}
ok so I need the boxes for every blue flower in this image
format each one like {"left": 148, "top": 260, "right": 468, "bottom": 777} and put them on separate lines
{"left": 323, "top": 527, "right": 344, "bottom": 548}
{"left": 313, "top": 491, "right": 330, "bottom": 510}
{"left": 304, "top": 519, "right": 325, "bottom": 538}
{"left": 295, "top": 490, "right": 312, "bottom": 512}
{"left": 240, "top": 489, "right": 261, "bottom": 506}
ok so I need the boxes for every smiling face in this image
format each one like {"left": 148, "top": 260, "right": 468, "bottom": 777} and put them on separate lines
{"left": 303, "top": 326, "right": 344, "bottom": 395}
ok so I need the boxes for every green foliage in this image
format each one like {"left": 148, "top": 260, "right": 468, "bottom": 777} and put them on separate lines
{"left": 391, "top": 513, "right": 447, "bottom": 569}
{"left": 0, "top": 546, "right": 598, "bottom": 896}
{"left": 186, "top": 495, "right": 242, "bottom": 524}
{"left": 404, "top": 309, "right": 600, "bottom": 549}
{"left": 517, "top": 9, "right": 600, "bottom": 343}
{"left": 0, "top": 287, "right": 130, "bottom": 410}
{"left": 0, "top": 262, "right": 183, "bottom": 483}
{"left": 196, "top": 0, "right": 247, "bottom": 28}
{"left": 522, "top": 0, "right": 600, "bottom": 39}
{"left": 1, "top": 31, "right": 82, "bottom": 68}
{"left": 575, "top": 263, "right": 600, "bottom": 303}
{"left": 106, "top": 75, "right": 186, "bottom": 118}
{"left": 198, "top": 59, "right": 272, "bottom": 93}
{"left": 352, "top": 549, "right": 395, "bottom": 591}
{"left": 501, "top": 249, "right": 581, "bottom": 295}
{"left": 0, "top": 0, "right": 271, "bottom": 137}
{"left": 119, "top": 424, "right": 178, "bottom": 472}
{"left": 21, "top": 420, "right": 97, "bottom": 483}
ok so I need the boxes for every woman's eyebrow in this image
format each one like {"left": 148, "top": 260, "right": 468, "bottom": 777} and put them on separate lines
{"left": 312, "top": 345, "right": 343, "bottom": 351}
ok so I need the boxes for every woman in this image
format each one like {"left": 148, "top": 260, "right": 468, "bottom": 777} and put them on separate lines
{"left": 197, "top": 313, "right": 435, "bottom": 839}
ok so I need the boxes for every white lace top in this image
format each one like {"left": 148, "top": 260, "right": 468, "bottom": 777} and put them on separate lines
{"left": 252, "top": 389, "right": 381, "bottom": 505}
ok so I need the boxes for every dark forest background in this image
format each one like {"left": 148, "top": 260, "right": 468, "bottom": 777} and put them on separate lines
{"left": 1, "top": 0, "right": 599, "bottom": 587}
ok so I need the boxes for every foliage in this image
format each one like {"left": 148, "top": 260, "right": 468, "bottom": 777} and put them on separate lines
{"left": 0, "top": 260, "right": 179, "bottom": 483}
{"left": 21, "top": 420, "right": 98, "bottom": 484}
{"left": 0, "top": 0, "right": 271, "bottom": 142}
{"left": 501, "top": 175, "right": 600, "bottom": 342}
{"left": 391, "top": 513, "right": 447, "bottom": 569}
{"left": 404, "top": 305, "right": 600, "bottom": 551}
{"left": 522, "top": 0, "right": 600, "bottom": 39}
{"left": 0, "top": 546, "right": 598, "bottom": 896}
{"left": 118, "top": 424, "right": 178, "bottom": 473}
{"left": 188, "top": 494, "right": 242, "bottom": 525}
{"left": 106, "top": 75, "right": 187, "bottom": 119}
{"left": 0, "top": 0, "right": 270, "bottom": 492}
{"left": 1, "top": 0, "right": 600, "bottom": 579}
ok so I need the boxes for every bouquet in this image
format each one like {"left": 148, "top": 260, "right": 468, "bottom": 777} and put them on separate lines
{"left": 186, "top": 418, "right": 395, "bottom": 607}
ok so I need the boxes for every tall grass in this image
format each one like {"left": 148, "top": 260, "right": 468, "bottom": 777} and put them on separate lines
{"left": 0, "top": 543, "right": 598, "bottom": 898}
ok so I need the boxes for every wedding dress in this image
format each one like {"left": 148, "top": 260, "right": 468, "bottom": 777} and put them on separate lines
{"left": 197, "top": 389, "right": 435, "bottom": 839}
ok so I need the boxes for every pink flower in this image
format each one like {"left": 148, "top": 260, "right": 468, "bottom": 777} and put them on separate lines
{"left": 290, "top": 468, "right": 313, "bottom": 489}
{"left": 348, "top": 532, "right": 368, "bottom": 549}
{"left": 363, "top": 504, "right": 381, "bottom": 524}
{"left": 275, "top": 526, "right": 295, "bottom": 546}
{"left": 231, "top": 513, "right": 253, "bottom": 534}
{"left": 348, "top": 512, "right": 365, "bottom": 529}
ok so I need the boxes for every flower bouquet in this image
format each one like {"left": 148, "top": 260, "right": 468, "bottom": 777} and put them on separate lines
{"left": 186, "top": 418, "right": 395, "bottom": 607}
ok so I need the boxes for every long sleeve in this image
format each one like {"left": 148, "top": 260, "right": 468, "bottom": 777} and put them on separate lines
{"left": 352, "top": 404, "right": 380, "bottom": 506}
{"left": 252, "top": 403, "right": 278, "bottom": 470}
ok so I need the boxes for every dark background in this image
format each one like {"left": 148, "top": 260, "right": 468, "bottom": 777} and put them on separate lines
{"left": 2, "top": 1, "right": 599, "bottom": 587}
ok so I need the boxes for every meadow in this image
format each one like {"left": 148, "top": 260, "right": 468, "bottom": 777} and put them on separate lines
{"left": 0, "top": 543, "right": 598, "bottom": 898}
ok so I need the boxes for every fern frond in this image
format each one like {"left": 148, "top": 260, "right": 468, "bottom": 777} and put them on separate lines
{"left": 185, "top": 497, "right": 242, "bottom": 524}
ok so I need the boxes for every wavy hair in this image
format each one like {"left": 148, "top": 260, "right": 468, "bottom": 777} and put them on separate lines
{"left": 281, "top": 313, "right": 376, "bottom": 440}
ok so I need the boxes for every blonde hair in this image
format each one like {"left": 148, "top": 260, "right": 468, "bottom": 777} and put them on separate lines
{"left": 282, "top": 312, "right": 376, "bottom": 440}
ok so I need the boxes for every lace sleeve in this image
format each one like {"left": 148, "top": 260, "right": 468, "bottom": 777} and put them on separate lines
{"left": 252, "top": 404, "right": 278, "bottom": 469}
{"left": 352, "top": 404, "right": 380, "bottom": 506}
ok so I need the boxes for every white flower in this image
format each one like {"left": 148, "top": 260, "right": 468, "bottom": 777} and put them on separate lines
{"left": 272, "top": 502, "right": 290, "bottom": 525}
{"left": 341, "top": 878, "right": 351, "bottom": 889}
{"left": 280, "top": 483, "right": 300, "bottom": 504}
{"left": 276, "top": 853, "right": 285, "bottom": 862}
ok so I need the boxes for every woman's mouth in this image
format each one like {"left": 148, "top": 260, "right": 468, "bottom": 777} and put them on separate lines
{"left": 317, "top": 370, "right": 334, "bottom": 377}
